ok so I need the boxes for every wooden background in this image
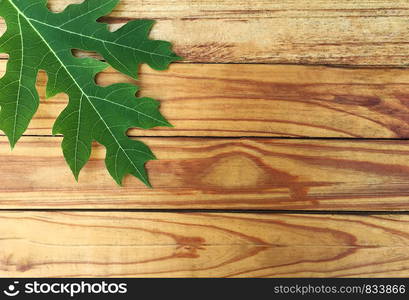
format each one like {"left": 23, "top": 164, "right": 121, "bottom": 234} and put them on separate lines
{"left": 2, "top": 0, "right": 409, "bottom": 277}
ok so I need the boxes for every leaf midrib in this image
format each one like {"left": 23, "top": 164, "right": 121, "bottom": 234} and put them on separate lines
{"left": 8, "top": 0, "right": 149, "bottom": 185}
{"left": 28, "top": 18, "right": 174, "bottom": 59}
{"left": 12, "top": 13, "right": 24, "bottom": 146}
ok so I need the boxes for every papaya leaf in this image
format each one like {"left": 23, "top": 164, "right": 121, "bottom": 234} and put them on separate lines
{"left": 0, "top": 0, "right": 181, "bottom": 186}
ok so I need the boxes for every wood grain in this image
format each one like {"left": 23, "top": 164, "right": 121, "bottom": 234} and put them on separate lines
{"left": 3, "top": 136, "right": 409, "bottom": 210}
{"left": 2, "top": 62, "right": 409, "bottom": 138}
{"left": 2, "top": 211, "right": 409, "bottom": 277}
{"left": 2, "top": 0, "right": 409, "bottom": 65}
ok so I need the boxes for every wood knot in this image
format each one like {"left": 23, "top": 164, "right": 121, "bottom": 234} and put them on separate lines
{"left": 175, "top": 236, "right": 205, "bottom": 258}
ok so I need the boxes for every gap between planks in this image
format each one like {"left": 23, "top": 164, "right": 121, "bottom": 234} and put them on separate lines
{"left": 2, "top": 57, "right": 409, "bottom": 69}
{"left": 3, "top": 137, "right": 409, "bottom": 210}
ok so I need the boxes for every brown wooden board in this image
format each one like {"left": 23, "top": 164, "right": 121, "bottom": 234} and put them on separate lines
{"left": 1, "top": 212, "right": 409, "bottom": 277}
{"left": 2, "top": 136, "right": 409, "bottom": 210}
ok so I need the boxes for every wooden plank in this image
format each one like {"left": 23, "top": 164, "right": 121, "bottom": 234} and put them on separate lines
{"left": 3, "top": 62, "right": 409, "bottom": 138}
{"left": 3, "top": 0, "right": 409, "bottom": 65}
{"left": 1, "top": 211, "right": 409, "bottom": 277}
{"left": 1, "top": 0, "right": 406, "bottom": 65}
{"left": 2, "top": 136, "right": 409, "bottom": 210}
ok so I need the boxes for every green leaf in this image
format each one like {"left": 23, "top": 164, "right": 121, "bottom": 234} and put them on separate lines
{"left": 0, "top": 0, "right": 181, "bottom": 186}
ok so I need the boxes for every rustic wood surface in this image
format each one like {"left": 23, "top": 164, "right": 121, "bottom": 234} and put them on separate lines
{"left": 1, "top": 0, "right": 409, "bottom": 278}
{"left": 2, "top": 212, "right": 409, "bottom": 277}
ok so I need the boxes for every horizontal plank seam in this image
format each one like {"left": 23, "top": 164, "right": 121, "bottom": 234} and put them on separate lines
{"left": 2, "top": 209, "right": 409, "bottom": 215}
{"left": 3, "top": 134, "right": 409, "bottom": 141}
{"left": 1, "top": 57, "right": 409, "bottom": 69}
